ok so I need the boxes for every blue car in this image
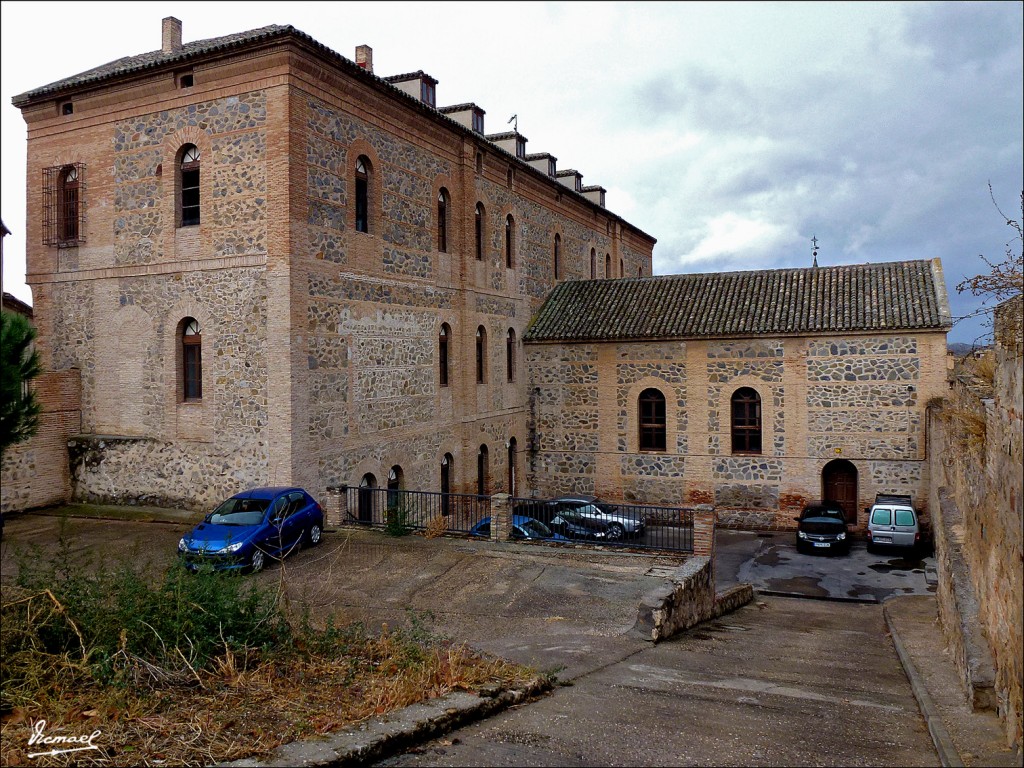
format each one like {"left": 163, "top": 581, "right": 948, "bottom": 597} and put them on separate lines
{"left": 470, "top": 515, "right": 567, "bottom": 541}
{"left": 178, "top": 487, "right": 324, "bottom": 573}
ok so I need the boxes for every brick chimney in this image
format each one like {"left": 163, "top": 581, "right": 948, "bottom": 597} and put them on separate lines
{"left": 355, "top": 44, "right": 373, "bottom": 73}
{"left": 162, "top": 17, "right": 182, "bottom": 53}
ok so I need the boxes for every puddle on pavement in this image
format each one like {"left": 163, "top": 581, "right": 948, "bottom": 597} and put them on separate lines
{"left": 755, "top": 547, "right": 789, "bottom": 566}
{"left": 868, "top": 558, "right": 925, "bottom": 574}
{"left": 764, "top": 575, "right": 828, "bottom": 597}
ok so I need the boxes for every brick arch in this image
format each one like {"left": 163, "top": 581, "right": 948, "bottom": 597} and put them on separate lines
{"left": 161, "top": 127, "right": 212, "bottom": 231}
{"left": 623, "top": 376, "right": 681, "bottom": 455}
{"left": 715, "top": 377, "right": 778, "bottom": 456}
{"left": 500, "top": 206, "right": 519, "bottom": 269}
{"left": 431, "top": 175, "right": 455, "bottom": 252}
{"left": 346, "top": 139, "right": 382, "bottom": 233}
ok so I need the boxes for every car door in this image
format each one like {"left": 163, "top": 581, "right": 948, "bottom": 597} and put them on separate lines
{"left": 891, "top": 507, "right": 918, "bottom": 548}
{"left": 266, "top": 495, "right": 291, "bottom": 555}
{"left": 280, "top": 491, "right": 307, "bottom": 551}
{"left": 869, "top": 506, "right": 894, "bottom": 546}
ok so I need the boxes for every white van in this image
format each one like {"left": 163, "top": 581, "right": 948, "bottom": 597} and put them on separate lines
{"left": 866, "top": 494, "right": 921, "bottom": 553}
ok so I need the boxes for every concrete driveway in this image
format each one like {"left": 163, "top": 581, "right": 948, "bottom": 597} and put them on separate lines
{"left": 382, "top": 596, "right": 937, "bottom": 767}
{"left": 716, "top": 529, "right": 937, "bottom": 603}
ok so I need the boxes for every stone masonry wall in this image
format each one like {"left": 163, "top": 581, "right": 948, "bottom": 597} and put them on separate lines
{"left": 0, "top": 370, "right": 81, "bottom": 513}
{"left": 930, "top": 296, "right": 1023, "bottom": 749}
{"left": 527, "top": 331, "right": 946, "bottom": 530}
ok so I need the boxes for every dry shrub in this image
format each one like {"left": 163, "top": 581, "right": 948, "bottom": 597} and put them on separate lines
{"left": 423, "top": 513, "right": 449, "bottom": 539}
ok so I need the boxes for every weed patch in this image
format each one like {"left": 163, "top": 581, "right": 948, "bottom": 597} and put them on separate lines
{"left": 0, "top": 532, "right": 536, "bottom": 766}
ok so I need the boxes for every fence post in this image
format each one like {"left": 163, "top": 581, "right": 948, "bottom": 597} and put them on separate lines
{"left": 693, "top": 503, "right": 716, "bottom": 559}
{"left": 491, "top": 493, "right": 512, "bottom": 541}
{"left": 324, "top": 485, "right": 347, "bottom": 528}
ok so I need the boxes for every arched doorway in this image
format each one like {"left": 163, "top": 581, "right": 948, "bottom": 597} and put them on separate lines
{"left": 387, "top": 465, "right": 404, "bottom": 515}
{"left": 507, "top": 438, "right": 517, "bottom": 497}
{"left": 440, "top": 453, "right": 453, "bottom": 516}
{"left": 822, "top": 459, "right": 858, "bottom": 523}
{"left": 358, "top": 473, "right": 377, "bottom": 524}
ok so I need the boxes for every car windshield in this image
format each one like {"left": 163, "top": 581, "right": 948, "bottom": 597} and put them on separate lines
{"left": 894, "top": 508, "right": 916, "bottom": 526}
{"left": 804, "top": 507, "right": 844, "bottom": 521}
{"left": 519, "top": 519, "right": 553, "bottom": 538}
{"left": 209, "top": 498, "right": 270, "bottom": 526}
{"left": 595, "top": 502, "right": 620, "bottom": 515}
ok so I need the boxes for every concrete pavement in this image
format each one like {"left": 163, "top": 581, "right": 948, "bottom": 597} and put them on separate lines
{"left": 1, "top": 508, "right": 1017, "bottom": 766}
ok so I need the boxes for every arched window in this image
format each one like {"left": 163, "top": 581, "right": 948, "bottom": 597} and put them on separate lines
{"left": 438, "top": 323, "right": 451, "bottom": 388}
{"left": 505, "top": 214, "right": 515, "bottom": 268}
{"left": 731, "top": 387, "right": 762, "bottom": 454}
{"left": 437, "top": 188, "right": 449, "bottom": 252}
{"left": 440, "top": 453, "right": 453, "bottom": 515}
{"left": 507, "top": 437, "right": 518, "bottom": 497}
{"left": 475, "top": 203, "right": 485, "bottom": 260}
{"left": 477, "top": 444, "right": 489, "bottom": 496}
{"left": 638, "top": 266, "right": 643, "bottom": 277}
{"left": 387, "top": 465, "right": 404, "bottom": 515}
{"left": 355, "top": 156, "right": 371, "bottom": 233}
{"left": 638, "top": 388, "right": 666, "bottom": 452}
{"left": 619, "top": 258, "right": 624, "bottom": 278}
{"left": 553, "top": 234, "right": 561, "bottom": 280}
{"left": 475, "top": 325, "right": 487, "bottom": 384}
{"left": 179, "top": 144, "right": 200, "bottom": 227}
{"left": 358, "top": 473, "right": 377, "bottom": 524}
{"left": 590, "top": 248, "right": 597, "bottom": 279}
{"left": 181, "top": 318, "right": 202, "bottom": 401}
{"left": 605, "top": 253, "right": 611, "bottom": 277}
{"left": 60, "top": 165, "right": 81, "bottom": 241}
{"left": 506, "top": 328, "right": 516, "bottom": 383}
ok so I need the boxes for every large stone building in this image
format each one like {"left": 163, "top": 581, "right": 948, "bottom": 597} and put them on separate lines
{"left": 523, "top": 261, "right": 952, "bottom": 530}
{"left": 7, "top": 18, "right": 952, "bottom": 533}
{"left": 11, "top": 18, "right": 654, "bottom": 510}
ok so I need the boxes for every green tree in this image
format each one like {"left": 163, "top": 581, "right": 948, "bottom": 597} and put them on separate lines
{"left": 1, "top": 310, "right": 42, "bottom": 456}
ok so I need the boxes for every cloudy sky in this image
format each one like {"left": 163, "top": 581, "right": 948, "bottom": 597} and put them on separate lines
{"left": 1, "top": 1, "right": 1021, "bottom": 343}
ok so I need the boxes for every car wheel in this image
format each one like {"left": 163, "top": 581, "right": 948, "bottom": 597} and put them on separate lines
{"left": 250, "top": 549, "right": 265, "bottom": 574}
{"left": 308, "top": 523, "right": 323, "bottom": 546}
{"left": 606, "top": 523, "right": 624, "bottom": 541}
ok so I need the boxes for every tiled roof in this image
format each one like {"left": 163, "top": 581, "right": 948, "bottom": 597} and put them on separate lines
{"left": 438, "top": 103, "right": 483, "bottom": 113}
{"left": 13, "top": 25, "right": 298, "bottom": 104}
{"left": 383, "top": 70, "right": 435, "bottom": 83}
{"left": 12, "top": 23, "right": 657, "bottom": 245}
{"left": 524, "top": 259, "right": 952, "bottom": 342}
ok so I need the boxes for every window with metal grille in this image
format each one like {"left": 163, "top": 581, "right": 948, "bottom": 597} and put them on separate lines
{"left": 439, "top": 323, "right": 450, "bottom": 387}
{"left": 355, "top": 156, "right": 370, "bottom": 233}
{"left": 505, "top": 214, "right": 515, "bottom": 268}
{"left": 476, "top": 325, "right": 487, "bottom": 384}
{"left": 42, "top": 163, "right": 86, "bottom": 246}
{"left": 506, "top": 328, "right": 516, "bottom": 383}
{"left": 182, "top": 318, "right": 202, "bottom": 401}
{"left": 437, "top": 188, "right": 449, "bottom": 252}
{"left": 475, "top": 203, "right": 484, "bottom": 260}
{"left": 731, "top": 387, "right": 762, "bottom": 454}
{"left": 638, "top": 388, "right": 667, "bottom": 452}
{"left": 179, "top": 145, "right": 200, "bottom": 226}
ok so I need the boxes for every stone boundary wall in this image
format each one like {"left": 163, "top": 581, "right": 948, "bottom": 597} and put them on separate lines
{"left": 1, "top": 369, "right": 81, "bottom": 514}
{"left": 929, "top": 295, "right": 1022, "bottom": 751}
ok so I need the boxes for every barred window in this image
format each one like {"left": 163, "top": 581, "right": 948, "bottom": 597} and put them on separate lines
{"left": 179, "top": 145, "right": 200, "bottom": 227}
{"left": 42, "top": 163, "right": 86, "bottom": 246}
{"left": 181, "top": 318, "right": 202, "bottom": 401}
{"left": 731, "top": 387, "right": 762, "bottom": 454}
{"left": 638, "top": 388, "right": 667, "bottom": 452}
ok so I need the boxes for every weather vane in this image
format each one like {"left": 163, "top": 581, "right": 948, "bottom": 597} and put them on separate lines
{"left": 508, "top": 113, "right": 518, "bottom": 132}
{"left": 811, "top": 235, "right": 819, "bottom": 268}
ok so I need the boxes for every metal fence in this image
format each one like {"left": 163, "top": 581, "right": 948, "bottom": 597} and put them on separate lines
{"left": 510, "top": 497, "right": 694, "bottom": 553}
{"left": 339, "top": 487, "right": 693, "bottom": 554}
{"left": 342, "top": 486, "right": 490, "bottom": 535}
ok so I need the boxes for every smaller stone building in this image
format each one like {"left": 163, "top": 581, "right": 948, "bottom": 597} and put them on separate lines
{"left": 523, "top": 258, "right": 952, "bottom": 532}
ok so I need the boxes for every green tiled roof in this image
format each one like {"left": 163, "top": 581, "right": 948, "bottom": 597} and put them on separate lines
{"left": 524, "top": 259, "right": 952, "bottom": 342}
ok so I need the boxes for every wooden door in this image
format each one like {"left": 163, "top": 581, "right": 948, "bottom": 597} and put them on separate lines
{"left": 823, "top": 460, "right": 858, "bottom": 523}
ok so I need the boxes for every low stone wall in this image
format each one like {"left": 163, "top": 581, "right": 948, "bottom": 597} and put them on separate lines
{"left": 632, "top": 557, "right": 754, "bottom": 643}
{"left": 1, "top": 370, "right": 81, "bottom": 514}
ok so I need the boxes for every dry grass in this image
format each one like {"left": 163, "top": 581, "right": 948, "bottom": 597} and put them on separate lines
{"left": 423, "top": 514, "right": 449, "bottom": 539}
{"left": 0, "top": 546, "right": 538, "bottom": 767}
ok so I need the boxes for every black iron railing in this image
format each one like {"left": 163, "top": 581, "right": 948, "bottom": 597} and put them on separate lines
{"left": 509, "top": 497, "right": 693, "bottom": 553}
{"left": 343, "top": 487, "right": 489, "bottom": 535}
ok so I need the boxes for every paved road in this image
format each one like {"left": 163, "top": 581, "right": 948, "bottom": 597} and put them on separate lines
{"left": 382, "top": 597, "right": 937, "bottom": 767}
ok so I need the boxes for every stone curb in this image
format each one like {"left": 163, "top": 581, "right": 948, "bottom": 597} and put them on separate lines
{"left": 217, "top": 677, "right": 553, "bottom": 767}
{"left": 755, "top": 588, "right": 878, "bottom": 604}
{"left": 883, "top": 601, "right": 964, "bottom": 768}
